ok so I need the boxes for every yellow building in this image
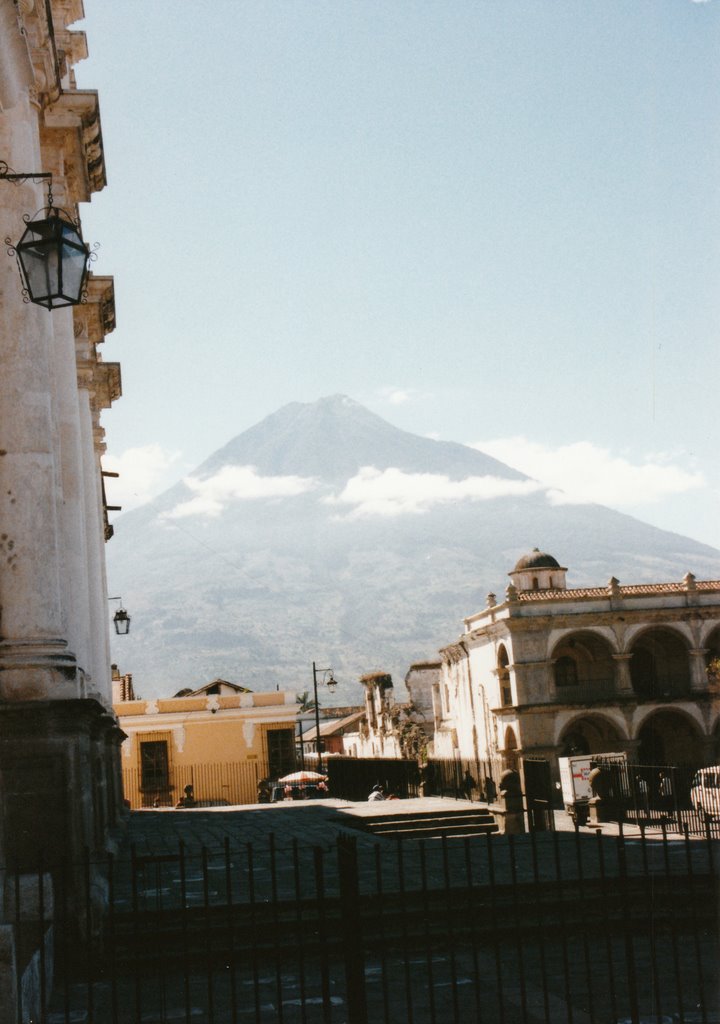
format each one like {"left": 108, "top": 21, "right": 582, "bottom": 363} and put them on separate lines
{"left": 113, "top": 675, "right": 299, "bottom": 807}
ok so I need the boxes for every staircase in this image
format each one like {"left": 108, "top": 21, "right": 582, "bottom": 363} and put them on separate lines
{"left": 351, "top": 807, "right": 499, "bottom": 841}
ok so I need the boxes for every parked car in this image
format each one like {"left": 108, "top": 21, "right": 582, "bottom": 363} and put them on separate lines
{"left": 690, "top": 766, "right": 720, "bottom": 818}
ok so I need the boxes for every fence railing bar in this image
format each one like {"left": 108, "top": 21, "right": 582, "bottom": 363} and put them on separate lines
{"left": 292, "top": 837, "right": 309, "bottom": 1024}
{"left": 463, "top": 836, "right": 484, "bottom": 1024}
{"left": 223, "top": 836, "right": 238, "bottom": 1022}
{"left": 572, "top": 826, "right": 597, "bottom": 1024}
{"left": 396, "top": 840, "right": 415, "bottom": 1024}
{"left": 441, "top": 835, "right": 460, "bottom": 1024}
{"left": 661, "top": 825, "right": 685, "bottom": 1024}
{"left": 312, "top": 845, "right": 333, "bottom": 1024}
{"left": 639, "top": 825, "right": 664, "bottom": 1023}
{"left": 508, "top": 834, "right": 530, "bottom": 1024}
{"left": 247, "top": 841, "right": 262, "bottom": 1024}
{"left": 595, "top": 831, "right": 619, "bottom": 1024}
{"left": 418, "top": 841, "right": 437, "bottom": 1024}
{"left": 201, "top": 845, "right": 215, "bottom": 1024}
{"left": 529, "top": 827, "right": 551, "bottom": 1024}
{"left": 682, "top": 827, "right": 708, "bottom": 1024}
{"left": 551, "top": 830, "right": 574, "bottom": 1024}
{"left": 268, "top": 833, "right": 285, "bottom": 1024}
{"left": 372, "top": 842, "right": 391, "bottom": 1024}
{"left": 485, "top": 831, "right": 507, "bottom": 1024}
{"left": 616, "top": 831, "right": 640, "bottom": 1024}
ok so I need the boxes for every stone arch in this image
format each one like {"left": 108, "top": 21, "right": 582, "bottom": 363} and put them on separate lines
{"left": 628, "top": 627, "right": 691, "bottom": 699}
{"left": 635, "top": 708, "right": 704, "bottom": 768}
{"left": 704, "top": 624, "right": 720, "bottom": 663}
{"left": 558, "top": 713, "right": 626, "bottom": 757}
{"left": 551, "top": 630, "right": 616, "bottom": 698}
{"left": 497, "top": 644, "right": 512, "bottom": 706}
{"left": 502, "top": 726, "right": 519, "bottom": 771}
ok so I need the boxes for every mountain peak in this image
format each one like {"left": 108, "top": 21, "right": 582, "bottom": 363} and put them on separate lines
{"left": 193, "top": 395, "right": 527, "bottom": 484}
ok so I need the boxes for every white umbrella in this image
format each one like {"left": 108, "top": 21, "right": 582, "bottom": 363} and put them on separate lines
{"left": 278, "top": 770, "right": 327, "bottom": 783}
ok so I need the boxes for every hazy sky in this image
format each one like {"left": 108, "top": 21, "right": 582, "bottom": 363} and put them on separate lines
{"left": 75, "top": 1, "right": 720, "bottom": 549}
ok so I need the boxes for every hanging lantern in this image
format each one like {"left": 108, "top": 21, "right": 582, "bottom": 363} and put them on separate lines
{"left": 113, "top": 607, "right": 131, "bottom": 635}
{"left": 14, "top": 206, "right": 90, "bottom": 309}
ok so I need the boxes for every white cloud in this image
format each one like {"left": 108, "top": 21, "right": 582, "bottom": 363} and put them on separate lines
{"left": 103, "top": 444, "right": 182, "bottom": 512}
{"left": 470, "top": 437, "right": 705, "bottom": 508}
{"left": 378, "top": 386, "right": 420, "bottom": 406}
{"left": 325, "top": 466, "right": 543, "bottom": 518}
{"left": 163, "top": 465, "right": 318, "bottom": 519}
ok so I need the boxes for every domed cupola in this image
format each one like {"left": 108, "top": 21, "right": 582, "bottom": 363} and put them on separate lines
{"left": 509, "top": 548, "right": 567, "bottom": 593}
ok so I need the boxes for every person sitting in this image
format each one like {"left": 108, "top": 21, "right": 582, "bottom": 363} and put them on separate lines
{"left": 368, "top": 784, "right": 385, "bottom": 802}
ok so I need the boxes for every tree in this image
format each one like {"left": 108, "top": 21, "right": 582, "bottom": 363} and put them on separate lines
{"left": 296, "top": 691, "right": 318, "bottom": 713}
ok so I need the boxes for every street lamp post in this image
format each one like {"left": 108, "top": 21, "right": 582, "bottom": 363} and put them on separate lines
{"left": 312, "top": 661, "right": 337, "bottom": 773}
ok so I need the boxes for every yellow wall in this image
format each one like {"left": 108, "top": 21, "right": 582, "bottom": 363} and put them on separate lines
{"left": 115, "top": 692, "right": 298, "bottom": 807}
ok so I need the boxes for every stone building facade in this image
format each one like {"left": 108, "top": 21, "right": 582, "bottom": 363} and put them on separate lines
{"left": 113, "top": 678, "right": 301, "bottom": 807}
{"left": 0, "top": 0, "right": 123, "bottom": 871}
{"left": 433, "top": 550, "right": 720, "bottom": 782}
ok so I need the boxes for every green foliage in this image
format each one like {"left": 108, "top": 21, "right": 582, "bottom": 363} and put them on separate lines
{"left": 296, "top": 690, "right": 318, "bottom": 713}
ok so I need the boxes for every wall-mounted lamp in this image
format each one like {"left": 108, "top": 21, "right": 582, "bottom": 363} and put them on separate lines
{"left": 109, "top": 596, "right": 131, "bottom": 636}
{"left": 1, "top": 161, "right": 91, "bottom": 309}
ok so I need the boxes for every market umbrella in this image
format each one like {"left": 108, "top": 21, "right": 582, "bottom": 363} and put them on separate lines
{"left": 278, "top": 770, "right": 327, "bottom": 783}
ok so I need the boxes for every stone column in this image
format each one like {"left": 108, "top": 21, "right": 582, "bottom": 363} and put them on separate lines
{"left": 612, "top": 654, "right": 634, "bottom": 695}
{"left": 0, "top": 98, "right": 79, "bottom": 700}
{"left": 689, "top": 649, "right": 709, "bottom": 693}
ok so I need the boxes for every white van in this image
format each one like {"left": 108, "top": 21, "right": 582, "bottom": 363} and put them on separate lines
{"left": 690, "top": 767, "right": 720, "bottom": 818}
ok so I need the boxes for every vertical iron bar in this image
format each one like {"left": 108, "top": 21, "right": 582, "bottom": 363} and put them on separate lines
{"left": 418, "top": 841, "right": 437, "bottom": 1024}
{"left": 293, "top": 838, "right": 309, "bottom": 1024}
{"left": 463, "top": 837, "right": 483, "bottom": 1024}
{"left": 485, "top": 832, "right": 506, "bottom": 1024}
{"left": 595, "top": 832, "right": 618, "bottom": 1024}
{"left": 682, "top": 825, "right": 707, "bottom": 1023}
{"left": 247, "top": 841, "right": 261, "bottom": 1024}
{"left": 441, "top": 836, "right": 459, "bottom": 1023}
{"left": 528, "top": 828, "right": 551, "bottom": 1024}
{"left": 37, "top": 856, "right": 46, "bottom": 1021}
{"left": 107, "top": 852, "right": 119, "bottom": 1024}
{"left": 60, "top": 857, "right": 71, "bottom": 1024}
{"left": 616, "top": 832, "right": 640, "bottom": 1024}
{"left": 313, "top": 846, "right": 333, "bottom": 1023}
{"left": 374, "top": 843, "right": 391, "bottom": 1024}
{"left": 660, "top": 825, "right": 684, "bottom": 1022}
{"left": 13, "top": 859, "right": 21, "bottom": 1024}
{"left": 397, "top": 840, "right": 414, "bottom": 1024}
{"left": 269, "top": 834, "right": 285, "bottom": 1024}
{"left": 85, "top": 847, "right": 95, "bottom": 1024}
{"left": 336, "top": 834, "right": 368, "bottom": 1024}
{"left": 131, "top": 845, "right": 142, "bottom": 1024}
{"left": 551, "top": 831, "right": 574, "bottom": 1024}
{"left": 224, "top": 837, "right": 238, "bottom": 1021}
{"left": 202, "top": 846, "right": 215, "bottom": 1023}
{"left": 639, "top": 826, "right": 663, "bottom": 1021}
{"left": 572, "top": 827, "right": 596, "bottom": 1024}
{"left": 508, "top": 835, "right": 528, "bottom": 1024}
{"left": 178, "top": 840, "right": 192, "bottom": 1024}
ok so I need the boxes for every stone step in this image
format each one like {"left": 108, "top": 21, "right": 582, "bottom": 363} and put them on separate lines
{"left": 369, "top": 821, "right": 498, "bottom": 839}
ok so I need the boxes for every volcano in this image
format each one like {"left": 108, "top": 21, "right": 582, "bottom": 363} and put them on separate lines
{"left": 106, "top": 396, "right": 720, "bottom": 699}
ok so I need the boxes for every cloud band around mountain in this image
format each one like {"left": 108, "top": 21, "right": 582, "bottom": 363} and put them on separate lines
{"left": 162, "top": 465, "right": 318, "bottom": 519}
{"left": 470, "top": 438, "right": 705, "bottom": 508}
{"left": 324, "top": 466, "right": 544, "bottom": 518}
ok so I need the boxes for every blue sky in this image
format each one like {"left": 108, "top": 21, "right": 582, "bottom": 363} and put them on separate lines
{"left": 74, "top": 1, "right": 720, "bottom": 549}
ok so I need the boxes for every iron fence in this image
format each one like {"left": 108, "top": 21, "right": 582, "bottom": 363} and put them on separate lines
{"left": 592, "top": 759, "right": 720, "bottom": 837}
{"left": 11, "top": 824, "right": 718, "bottom": 1023}
{"left": 424, "top": 755, "right": 505, "bottom": 803}
{"left": 122, "top": 760, "right": 272, "bottom": 809}
{"left": 326, "top": 757, "right": 420, "bottom": 801}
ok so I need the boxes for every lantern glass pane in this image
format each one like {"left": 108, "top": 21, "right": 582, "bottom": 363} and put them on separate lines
{"left": 60, "top": 242, "right": 88, "bottom": 301}
{"left": 22, "top": 241, "right": 59, "bottom": 305}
